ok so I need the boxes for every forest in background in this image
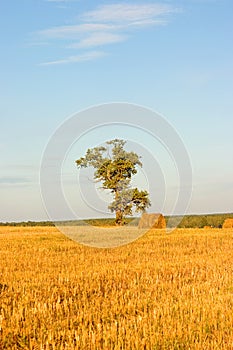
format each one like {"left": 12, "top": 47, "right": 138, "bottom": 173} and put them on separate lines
{"left": 1, "top": 213, "right": 233, "bottom": 228}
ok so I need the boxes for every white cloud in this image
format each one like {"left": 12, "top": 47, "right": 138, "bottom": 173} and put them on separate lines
{"left": 39, "top": 23, "right": 114, "bottom": 39}
{"left": 36, "top": 3, "right": 179, "bottom": 65}
{"left": 40, "top": 51, "right": 106, "bottom": 65}
{"left": 82, "top": 3, "right": 175, "bottom": 23}
{"left": 68, "top": 32, "right": 127, "bottom": 49}
{"left": 46, "top": 0, "right": 71, "bottom": 2}
{"left": 0, "top": 177, "right": 31, "bottom": 185}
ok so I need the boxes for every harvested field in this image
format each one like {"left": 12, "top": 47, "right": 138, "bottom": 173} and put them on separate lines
{"left": 0, "top": 226, "right": 233, "bottom": 349}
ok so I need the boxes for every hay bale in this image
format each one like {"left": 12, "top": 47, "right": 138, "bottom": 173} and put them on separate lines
{"left": 222, "top": 218, "right": 233, "bottom": 229}
{"left": 138, "top": 213, "right": 166, "bottom": 229}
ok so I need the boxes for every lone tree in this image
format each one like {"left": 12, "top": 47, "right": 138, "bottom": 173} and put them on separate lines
{"left": 76, "top": 139, "right": 151, "bottom": 226}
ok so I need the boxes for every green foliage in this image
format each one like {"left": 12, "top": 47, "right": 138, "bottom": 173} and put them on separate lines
{"left": 76, "top": 139, "right": 150, "bottom": 225}
{"left": 0, "top": 221, "right": 55, "bottom": 227}
{"left": 165, "top": 213, "right": 233, "bottom": 228}
{"left": 1, "top": 213, "right": 233, "bottom": 228}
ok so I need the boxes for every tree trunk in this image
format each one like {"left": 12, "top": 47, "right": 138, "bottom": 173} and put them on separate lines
{"left": 114, "top": 189, "right": 124, "bottom": 225}
{"left": 115, "top": 210, "right": 123, "bottom": 226}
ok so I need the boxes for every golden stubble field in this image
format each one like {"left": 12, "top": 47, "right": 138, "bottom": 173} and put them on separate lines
{"left": 0, "top": 226, "right": 233, "bottom": 349}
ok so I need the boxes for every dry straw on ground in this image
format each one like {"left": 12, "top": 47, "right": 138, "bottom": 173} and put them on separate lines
{"left": 0, "top": 226, "right": 233, "bottom": 349}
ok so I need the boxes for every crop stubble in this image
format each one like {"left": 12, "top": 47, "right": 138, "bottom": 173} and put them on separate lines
{"left": 0, "top": 226, "right": 233, "bottom": 349}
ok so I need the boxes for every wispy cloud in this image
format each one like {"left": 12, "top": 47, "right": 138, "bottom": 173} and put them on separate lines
{"left": 39, "top": 23, "right": 114, "bottom": 38}
{"left": 40, "top": 51, "right": 106, "bottom": 66}
{"left": 68, "top": 32, "right": 127, "bottom": 49}
{"left": 46, "top": 0, "right": 71, "bottom": 2}
{"left": 35, "top": 3, "right": 179, "bottom": 65}
{"left": 0, "top": 177, "right": 31, "bottom": 185}
{"left": 82, "top": 3, "right": 175, "bottom": 23}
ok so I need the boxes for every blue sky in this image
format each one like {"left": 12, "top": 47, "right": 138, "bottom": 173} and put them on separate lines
{"left": 0, "top": 0, "right": 233, "bottom": 222}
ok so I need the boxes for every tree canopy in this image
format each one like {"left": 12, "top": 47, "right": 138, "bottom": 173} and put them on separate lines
{"left": 76, "top": 139, "right": 150, "bottom": 225}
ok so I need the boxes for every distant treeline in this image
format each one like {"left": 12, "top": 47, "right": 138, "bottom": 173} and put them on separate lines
{"left": 0, "top": 221, "right": 55, "bottom": 227}
{"left": 1, "top": 213, "right": 233, "bottom": 228}
{"left": 165, "top": 213, "right": 233, "bottom": 228}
